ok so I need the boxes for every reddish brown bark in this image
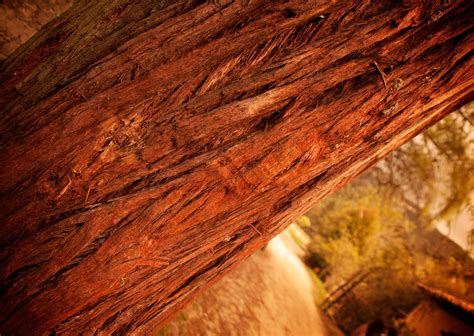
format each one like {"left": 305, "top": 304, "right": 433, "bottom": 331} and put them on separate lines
{"left": 0, "top": 0, "right": 473, "bottom": 334}
{"left": 0, "top": 0, "right": 72, "bottom": 61}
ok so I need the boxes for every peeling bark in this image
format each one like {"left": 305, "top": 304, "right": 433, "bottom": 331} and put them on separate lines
{"left": 0, "top": 0, "right": 473, "bottom": 334}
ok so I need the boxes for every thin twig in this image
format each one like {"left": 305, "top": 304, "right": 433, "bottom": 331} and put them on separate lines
{"left": 247, "top": 222, "right": 262, "bottom": 235}
{"left": 57, "top": 176, "right": 72, "bottom": 200}
{"left": 85, "top": 184, "right": 92, "bottom": 204}
{"left": 372, "top": 61, "right": 387, "bottom": 88}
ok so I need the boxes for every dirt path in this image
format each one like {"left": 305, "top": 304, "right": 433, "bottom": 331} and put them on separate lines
{"left": 159, "top": 227, "right": 332, "bottom": 336}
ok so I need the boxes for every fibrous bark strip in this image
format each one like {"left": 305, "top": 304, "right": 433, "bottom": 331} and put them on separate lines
{"left": 0, "top": 0, "right": 473, "bottom": 334}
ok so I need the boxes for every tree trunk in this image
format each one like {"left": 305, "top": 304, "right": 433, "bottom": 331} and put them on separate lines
{"left": 0, "top": 0, "right": 72, "bottom": 61}
{"left": 0, "top": 0, "right": 472, "bottom": 334}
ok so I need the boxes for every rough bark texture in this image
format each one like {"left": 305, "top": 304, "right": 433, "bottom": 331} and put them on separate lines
{"left": 0, "top": 0, "right": 72, "bottom": 61}
{"left": 0, "top": 0, "right": 473, "bottom": 334}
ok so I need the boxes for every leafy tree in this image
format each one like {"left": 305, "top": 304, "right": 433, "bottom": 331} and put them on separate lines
{"left": 306, "top": 185, "right": 413, "bottom": 286}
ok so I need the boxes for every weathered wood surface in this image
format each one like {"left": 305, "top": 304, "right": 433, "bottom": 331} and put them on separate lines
{"left": 0, "top": 0, "right": 473, "bottom": 334}
{"left": 0, "top": 0, "right": 72, "bottom": 61}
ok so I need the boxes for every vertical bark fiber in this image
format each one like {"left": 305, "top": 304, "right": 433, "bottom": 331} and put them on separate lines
{"left": 0, "top": 0, "right": 473, "bottom": 334}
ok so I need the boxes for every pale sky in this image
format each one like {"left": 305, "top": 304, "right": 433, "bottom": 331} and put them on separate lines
{"left": 437, "top": 205, "right": 473, "bottom": 254}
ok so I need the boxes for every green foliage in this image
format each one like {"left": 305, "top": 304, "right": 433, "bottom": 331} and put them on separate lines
{"left": 177, "top": 312, "right": 188, "bottom": 322}
{"left": 305, "top": 179, "right": 472, "bottom": 331}
{"left": 306, "top": 185, "right": 412, "bottom": 282}
{"left": 307, "top": 267, "right": 329, "bottom": 305}
{"left": 288, "top": 224, "right": 307, "bottom": 249}
{"left": 156, "top": 326, "right": 171, "bottom": 336}
{"left": 295, "top": 215, "right": 311, "bottom": 228}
